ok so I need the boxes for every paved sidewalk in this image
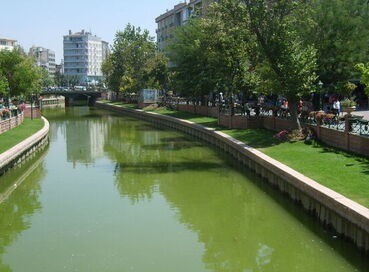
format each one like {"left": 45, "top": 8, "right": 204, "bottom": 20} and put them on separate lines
{"left": 354, "top": 110, "right": 369, "bottom": 120}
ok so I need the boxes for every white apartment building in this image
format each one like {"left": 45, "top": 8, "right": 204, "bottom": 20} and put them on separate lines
{"left": 63, "top": 30, "right": 109, "bottom": 85}
{"left": 29, "top": 46, "right": 56, "bottom": 77}
{"left": 0, "top": 38, "right": 17, "bottom": 51}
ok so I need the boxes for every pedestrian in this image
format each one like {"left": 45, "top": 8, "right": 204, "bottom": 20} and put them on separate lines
{"left": 333, "top": 99, "right": 341, "bottom": 116}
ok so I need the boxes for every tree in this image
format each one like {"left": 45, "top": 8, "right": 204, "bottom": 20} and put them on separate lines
{"left": 168, "top": 0, "right": 259, "bottom": 107}
{"left": 242, "top": 0, "right": 317, "bottom": 128}
{"left": 54, "top": 70, "right": 64, "bottom": 87}
{"left": 0, "top": 73, "right": 9, "bottom": 96}
{"left": 64, "top": 75, "right": 81, "bottom": 87}
{"left": 355, "top": 63, "right": 369, "bottom": 96}
{"left": 0, "top": 49, "right": 43, "bottom": 97}
{"left": 309, "top": 0, "right": 369, "bottom": 87}
{"left": 167, "top": 19, "right": 212, "bottom": 101}
{"left": 102, "top": 24, "right": 168, "bottom": 95}
{"left": 40, "top": 68, "right": 54, "bottom": 87}
{"left": 143, "top": 53, "right": 170, "bottom": 92}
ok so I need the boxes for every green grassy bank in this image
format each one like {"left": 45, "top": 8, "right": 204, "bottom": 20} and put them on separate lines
{"left": 0, "top": 118, "right": 44, "bottom": 154}
{"left": 99, "top": 101, "right": 369, "bottom": 208}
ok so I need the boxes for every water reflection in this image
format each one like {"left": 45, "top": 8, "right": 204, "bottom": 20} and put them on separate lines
{"left": 44, "top": 107, "right": 108, "bottom": 166}
{"left": 0, "top": 151, "right": 46, "bottom": 271}
{"left": 99, "top": 108, "right": 369, "bottom": 272}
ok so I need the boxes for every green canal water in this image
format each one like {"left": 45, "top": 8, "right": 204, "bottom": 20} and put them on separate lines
{"left": 0, "top": 106, "right": 368, "bottom": 272}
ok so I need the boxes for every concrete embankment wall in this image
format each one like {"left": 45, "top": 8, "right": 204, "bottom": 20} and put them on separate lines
{"left": 96, "top": 102, "right": 369, "bottom": 253}
{"left": 0, "top": 117, "right": 49, "bottom": 176}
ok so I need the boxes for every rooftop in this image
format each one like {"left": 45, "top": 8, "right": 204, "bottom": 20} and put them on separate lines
{"left": 0, "top": 38, "right": 17, "bottom": 42}
{"left": 155, "top": 2, "right": 187, "bottom": 22}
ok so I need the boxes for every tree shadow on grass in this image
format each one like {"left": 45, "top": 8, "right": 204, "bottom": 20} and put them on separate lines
{"left": 312, "top": 140, "right": 369, "bottom": 175}
{"left": 222, "top": 128, "right": 282, "bottom": 149}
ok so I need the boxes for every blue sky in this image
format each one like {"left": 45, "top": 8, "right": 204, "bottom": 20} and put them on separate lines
{"left": 1, "top": 0, "right": 181, "bottom": 63}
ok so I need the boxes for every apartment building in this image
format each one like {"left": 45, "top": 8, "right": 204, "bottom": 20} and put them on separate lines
{"left": 155, "top": 0, "right": 214, "bottom": 52}
{"left": 63, "top": 30, "right": 109, "bottom": 85}
{"left": 56, "top": 61, "right": 64, "bottom": 75}
{"left": 0, "top": 38, "right": 17, "bottom": 51}
{"left": 29, "top": 46, "right": 56, "bottom": 77}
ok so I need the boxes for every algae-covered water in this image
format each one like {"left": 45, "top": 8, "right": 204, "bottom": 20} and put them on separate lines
{"left": 0, "top": 106, "right": 368, "bottom": 272}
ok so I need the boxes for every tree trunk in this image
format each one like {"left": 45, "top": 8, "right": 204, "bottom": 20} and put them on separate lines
{"left": 230, "top": 96, "right": 235, "bottom": 116}
{"left": 288, "top": 97, "right": 301, "bottom": 130}
{"left": 201, "top": 95, "right": 207, "bottom": 106}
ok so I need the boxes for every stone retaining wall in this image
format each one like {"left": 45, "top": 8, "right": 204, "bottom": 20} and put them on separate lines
{"left": 96, "top": 101, "right": 369, "bottom": 253}
{"left": 0, "top": 113, "right": 24, "bottom": 135}
{"left": 0, "top": 117, "right": 49, "bottom": 176}
{"left": 219, "top": 115, "right": 264, "bottom": 129}
{"left": 24, "top": 107, "right": 41, "bottom": 118}
{"left": 177, "top": 104, "right": 219, "bottom": 118}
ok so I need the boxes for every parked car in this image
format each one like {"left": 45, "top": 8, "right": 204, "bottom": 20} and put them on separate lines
{"left": 74, "top": 86, "right": 87, "bottom": 91}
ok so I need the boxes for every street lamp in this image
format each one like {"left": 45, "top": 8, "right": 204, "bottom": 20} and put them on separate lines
{"left": 30, "top": 93, "right": 37, "bottom": 120}
{"left": 318, "top": 81, "right": 324, "bottom": 111}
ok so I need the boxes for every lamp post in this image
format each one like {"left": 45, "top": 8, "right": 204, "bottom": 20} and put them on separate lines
{"left": 5, "top": 87, "right": 10, "bottom": 109}
{"left": 30, "top": 94, "right": 33, "bottom": 120}
{"left": 318, "top": 81, "right": 324, "bottom": 111}
{"left": 30, "top": 93, "right": 37, "bottom": 120}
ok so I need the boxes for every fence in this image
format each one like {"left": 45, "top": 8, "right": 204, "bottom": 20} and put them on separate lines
{"left": 166, "top": 102, "right": 369, "bottom": 157}
{"left": 0, "top": 112, "right": 24, "bottom": 135}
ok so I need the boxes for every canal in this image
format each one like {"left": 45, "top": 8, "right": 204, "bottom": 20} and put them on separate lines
{"left": 0, "top": 106, "right": 368, "bottom": 271}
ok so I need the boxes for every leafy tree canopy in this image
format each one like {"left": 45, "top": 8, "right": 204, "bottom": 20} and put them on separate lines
{"left": 242, "top": 0, "right": 317, "bottom": 127}
{"left": 309, "top": 0, "right": 369, "bottom": 86}
{"left": 102, "top": 24, "right": 168, "bottom": 94}
{"left": 0, "top": 49, "right": 43, "bottom": 97}
{"left": 168, "top": 0, "right": 259, "bottom": 101}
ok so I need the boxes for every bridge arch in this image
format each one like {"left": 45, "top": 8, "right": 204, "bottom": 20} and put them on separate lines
{"left": 40, "top": 90, "right": 102, "bottom": 106}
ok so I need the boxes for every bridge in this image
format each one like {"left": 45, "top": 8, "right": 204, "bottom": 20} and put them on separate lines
{"left": 40, "top": 90, "right": 103, "bottom": 106}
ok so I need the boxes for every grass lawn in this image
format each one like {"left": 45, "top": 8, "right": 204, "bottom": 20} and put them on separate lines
{"left": 0, "top": 118, "right": 44, "bottom": 154}
{"left": 100, "top": 101, "right": 369, "bottom": 208}
{"left": 145, "top": 108, "right": 220, "bottom": 128}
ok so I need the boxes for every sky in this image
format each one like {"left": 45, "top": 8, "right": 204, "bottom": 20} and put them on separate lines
{"left": 1, "top": 0, "right": 182, "bottom": 63}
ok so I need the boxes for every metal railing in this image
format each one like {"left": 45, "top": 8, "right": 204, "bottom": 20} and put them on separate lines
{"left": 350, "top": 118, "right": 369, "bottom": 136}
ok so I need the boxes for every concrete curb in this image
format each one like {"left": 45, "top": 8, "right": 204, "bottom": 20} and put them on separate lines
{"left": 0, "top": 117, "right": 49, "bottom": 176}
{"left": 96, "top": 102, "right": 369, "bottom": 253}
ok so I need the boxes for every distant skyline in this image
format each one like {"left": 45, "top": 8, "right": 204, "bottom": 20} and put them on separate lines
{"left": 1, "top": 0, "right": 183, "bottom": 63}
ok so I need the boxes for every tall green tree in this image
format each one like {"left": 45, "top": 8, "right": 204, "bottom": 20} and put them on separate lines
{"left": 168, "top": 0, "right": 259, "bottom": 106}
{"left": 355, "top": 63, "right": 369, "bottom": 96}
{"left": 309, "top": 0, "right": 369, "bottom": 86}
{"left": 242, "top": 0, "right": 317, "bottom": 128}
{"left": 102, "top": 24, "right": 168, "bottom": 95}
{"left": 0, "top": 49, "right": 42, "bottom": 97}
{"left": 0, "top": 73, "right": 9, "bottom": 96}
{"left": 167, "top": 19, "right": 213, "bottom": 101}
{"left": 64, "top": 75, "right": 81, "bottom": 87}
{"left": 54, "top": 70, "right": 64, "bottom": 86}
{"left": 40, "top": 68, "right": 54, "bottom": 87}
